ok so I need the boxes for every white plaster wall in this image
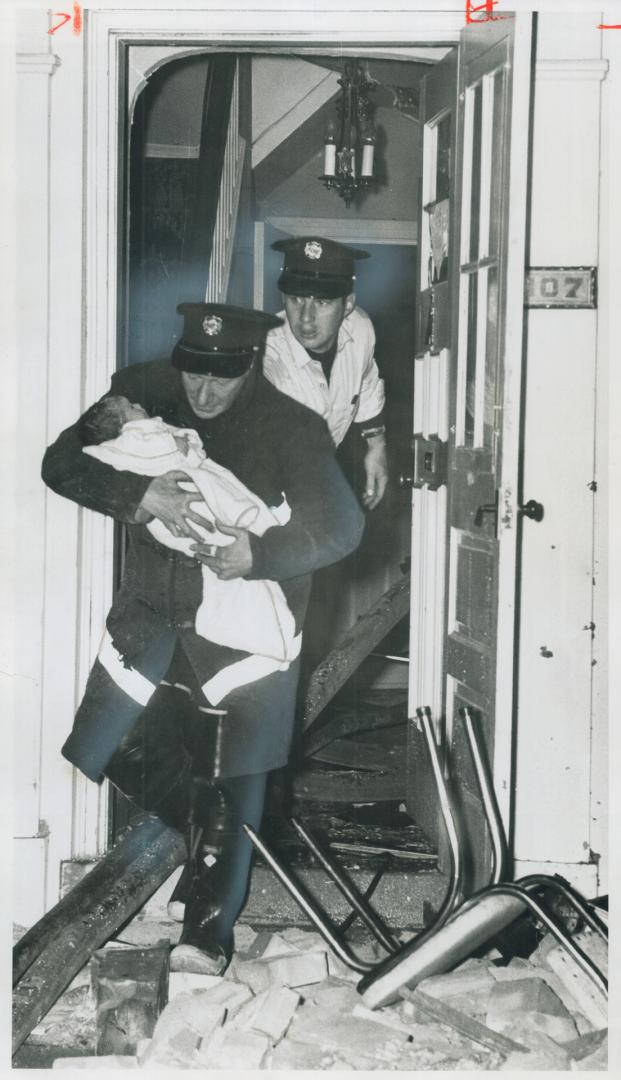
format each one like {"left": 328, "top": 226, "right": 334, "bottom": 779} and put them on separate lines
{"left": 13, "top": 7, "right": 97, "bottom": 923}
{"left": 251, "top": 58, "right": 340, "bottom": 167}
{"left": 590, "top": 10, "right": 621, "bottom": 897}
{"left": 513, "top": 12, "right": 609, "bottom": 891}
{"left": 252, "top": 57, "right": 334, "bottom": 141}
{"left": 13, "top": 9, "right": 69, "bottom": 926}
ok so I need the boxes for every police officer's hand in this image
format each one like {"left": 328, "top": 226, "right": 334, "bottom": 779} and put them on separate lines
{"left": 191, "top": 521, "right": 253, "bottom": 579}
{"left": 362, "top": 435, "right": 389, "bottom": 510}
{"left": 136, "top": 471, "right": 214, "bottom": 541}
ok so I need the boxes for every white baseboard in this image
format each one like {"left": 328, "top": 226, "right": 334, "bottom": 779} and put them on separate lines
{"left": 513, "top": 858, "right": 600, "bottom": 897}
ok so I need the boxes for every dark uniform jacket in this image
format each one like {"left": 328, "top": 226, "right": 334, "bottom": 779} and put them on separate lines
{"left": 42, "top": 359, "right": 364, "bottom": 780}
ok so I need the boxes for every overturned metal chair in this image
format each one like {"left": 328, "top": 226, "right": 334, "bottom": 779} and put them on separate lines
{"left": 244, "top": 706, "right": 607, "bottom": 1008}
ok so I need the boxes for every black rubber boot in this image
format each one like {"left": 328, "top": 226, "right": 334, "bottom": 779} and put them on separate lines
{"left": 170, "top": 865, "right": 235, "bottom": 975}
{"left": 169, "top": 811, "right": 236, "bottom": 975}
{"left": 167, "top": 778, "right": 235, "bottom": 921}
{"left": 170, "top": 772, "right": 268, "bottom": 974}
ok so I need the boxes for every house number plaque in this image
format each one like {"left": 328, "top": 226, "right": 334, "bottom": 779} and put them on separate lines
{"left": 525, "top": 266, "right": 597, "bottom": 309}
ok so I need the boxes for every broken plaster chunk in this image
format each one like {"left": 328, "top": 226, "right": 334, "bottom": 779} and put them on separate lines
{"left": 352, "top": 1001, "right": 419, "bottom": 1036}
{"left": 326, "top": 950, "right": 361, "bottom": 983}
{"left": 267, "top": 948, "right": 329, "bottom": 988}
{"left": 231, "top": 948, "right": 328, "bottom": 993}
{"left": 197, "top": 1025, "right": 271, "bottom": 1069}
{"left": 506, "top": 1009, "right": 579, "bottom": 1044}
{"left": 486, "top": 976, "right": 574, "bottom": 1033}
{"left": 141, "top": 1006, "right": 219, "bottom": 1068}
{"left": 304, "top": 976, "right": 361, "bottom": 1011}
{"left": 416, "top": 965, "right": 496, "bottom": 1017}
{"left": 187, "top": 978, "right": 253, "bottom": 1018}
{"left": 232, "top": 922, "right": 259, "bottom": 951}
{"left": 231, "top": 985, "right": 300, "bottom": 1041}
{"left": 570, "top": 1033, "right": 608, "bottom": 1070}
{"left": 235, "top": 928, "right": 274, "bottom": 960}
{"left": 287, "top": 1002, "right": 411, "bottom": 1063}
{"left": 540, "top": 937, "right": 608, "bottom": 1030}
{"left": 500, "top": 1030, "right": 571, "bottom": 1071}
{"left": 260, "top": 931, "right": 304, "bottom": 958}
{"left": 140, "top": 1026, "right": 201, "bottom": 1069}
{"left": 267, "top": 1038, "right": 343, "bottom": 1071}
{"left": 135, "top": 1037, "right": 151, "bottom": 1064}
{"left": 168, "top": 971, "right": 224, "bottom": 998}
{"left": 226, "top": 956, "right": 271, "bottom": 994}
{"left": 419, "top": 965, "right": 497, "bottom": 1000}
{"left": 53, "top": 1055, "right": 138, "bottom": 1068}
{"left": 141, "top": 981, "right": 252, "bottom": 1067}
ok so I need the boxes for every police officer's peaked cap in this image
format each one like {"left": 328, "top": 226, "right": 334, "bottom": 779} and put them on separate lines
{"left": 272, "top": 236, "right": 370, "bottom": 299}
{"left": 172, "top": 303, "right": 284, "bottom": 377}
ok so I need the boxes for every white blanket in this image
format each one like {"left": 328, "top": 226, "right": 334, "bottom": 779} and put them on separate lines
{"left": 84, "top": 417, "right": 300, "bottom": 702}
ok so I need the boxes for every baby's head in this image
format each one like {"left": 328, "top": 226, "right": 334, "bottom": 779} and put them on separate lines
{"left": 78, "top": 396, "right": 148, "bottom": 445}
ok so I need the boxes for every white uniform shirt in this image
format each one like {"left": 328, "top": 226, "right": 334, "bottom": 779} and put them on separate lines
{"left": 263, "top": 306, "right": 385, "bottom": 447}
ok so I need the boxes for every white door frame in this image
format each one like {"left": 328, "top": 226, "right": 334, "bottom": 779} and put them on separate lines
{"left": 408, "top": 14, "right": 534, "bottom": 853}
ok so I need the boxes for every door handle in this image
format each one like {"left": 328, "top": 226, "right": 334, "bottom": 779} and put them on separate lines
{"left": 519, "top": 499, "right": 544, "bottom": 522}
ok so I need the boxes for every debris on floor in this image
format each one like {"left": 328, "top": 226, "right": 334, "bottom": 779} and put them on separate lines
{"left": 20, "top": 916, "right": 606, "bottom": 1070}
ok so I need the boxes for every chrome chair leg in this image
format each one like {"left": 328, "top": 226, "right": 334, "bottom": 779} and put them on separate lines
{"left": 290, "top": 817, "right": 400, "bottom": 954}
{"left": 242, "top": 707, "right": 464, "bottom": 972}
{"left": 460, "top": 706, "right": 506, "bottom": 885}
{"left": 358, "top": 880, "right": 607, "bottom": 1009}
{"left": 487, "top": 884, "right": 607, "bottom": 995}
{"left": 242, "top": 823, "right": 374, "bottom": 974}
{"left": 359, "top": 707, "right": 608, "bottom": 1008}
{"left": 245, "top": 706, "right": 607, "bottom": 1009}
{"left": 518, "top": 873, "right": 608, "bottom": 940}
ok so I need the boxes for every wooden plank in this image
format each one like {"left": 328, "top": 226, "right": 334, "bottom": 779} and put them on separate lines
{"left": 304, "top": 704, "right": 403, "bottom": 757}
{"left": 311, "top": 739, "right": 394, "bottom": 772}
{"left": 292, "top": 764, "right": 405, "bottom": 803}
{"left": 329, "top": 842, "right": 437, "bottom": 862}
{"left": 303, "top": 576, "right": 410, "bottom": 730}
{"left": 13, "top": 820, "right": 184, "bottom": 987}
{"left": 12, "top": 818, "right": 185, "bottom": 1056}
{"left": 401, "top": 987, "right": 528, "bottom": 1056}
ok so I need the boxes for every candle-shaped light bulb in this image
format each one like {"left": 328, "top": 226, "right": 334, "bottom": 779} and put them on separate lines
{"left": 323, "top": 120, "right": 336, "bottom": 177}
{"left": 361, "top": 133, "right": 375, "bottom": 178}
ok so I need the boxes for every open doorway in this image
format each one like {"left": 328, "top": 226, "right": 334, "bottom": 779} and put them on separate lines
{"left": 112, "top": 47, "right": 436, "bottom": 854}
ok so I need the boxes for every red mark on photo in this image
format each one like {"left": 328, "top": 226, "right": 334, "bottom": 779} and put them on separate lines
{"left": 598, "top": 23, "right": 621, "bottom": 29}
{"left": 465, "top": 0, "right": 509, "bottom": 23}
{"left": 48, "top": 2, "right": 82, "bottom": 36}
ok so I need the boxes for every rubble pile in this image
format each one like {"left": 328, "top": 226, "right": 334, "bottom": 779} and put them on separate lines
{"left": 47, "top": 919, "right": 607, "bottom": 1071}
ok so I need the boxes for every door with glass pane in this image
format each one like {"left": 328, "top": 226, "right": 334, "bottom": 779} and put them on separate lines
{"left": 407, "top": 47, "right": 457, "bottom": 845}
{"left": 444, "top": 14, "right": 532, "bottom": 890}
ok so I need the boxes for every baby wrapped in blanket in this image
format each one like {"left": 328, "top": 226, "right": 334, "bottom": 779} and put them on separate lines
{"left": 80, "top": 396, "right": 299, "bottom": 702}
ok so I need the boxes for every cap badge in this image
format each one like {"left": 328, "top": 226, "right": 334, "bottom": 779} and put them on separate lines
{"left": 304, "top": 240, "right": 323, "bottom": 261}
{"left": 202, "top": 315, "right": 223, "bottom": 336}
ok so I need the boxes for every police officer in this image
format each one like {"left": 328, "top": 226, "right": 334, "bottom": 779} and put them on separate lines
{"left": 263, "top": 236, "right": 388, "bottom": 510}
{"left": 42, "top": 303, "right": 364, "bottom": 974}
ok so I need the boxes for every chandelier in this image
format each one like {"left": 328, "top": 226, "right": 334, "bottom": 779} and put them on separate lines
{"left": 320, "top": 61, "right": 377, "bottom": 208}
